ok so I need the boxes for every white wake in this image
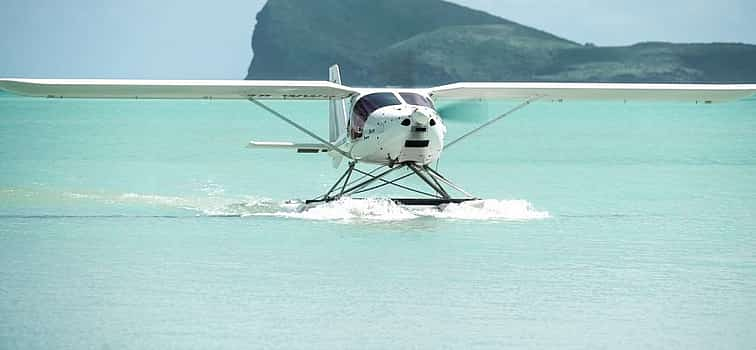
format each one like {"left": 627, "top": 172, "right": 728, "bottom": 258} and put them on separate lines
{"left": 59, "top": 190, "right": 551, "bottom": 222}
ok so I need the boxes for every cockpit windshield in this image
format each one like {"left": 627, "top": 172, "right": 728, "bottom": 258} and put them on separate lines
{"left": 399, "top": 93, "right": 434, "bottom": 108}
{"left": 350, "top": 93, "right": 401, "bottom": 139}
{"left": 352, "top": 93, "right": 401, "bottom": 119}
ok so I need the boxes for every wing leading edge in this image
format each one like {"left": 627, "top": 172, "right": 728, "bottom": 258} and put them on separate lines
{"left": 429, "top": 82, "right": 756, "bottom": 103}
{"left": 0, "top": 79, "right": 358, "bottom": 100}
{"left": 4, "top": 79, "right": 754, "bottom": 103}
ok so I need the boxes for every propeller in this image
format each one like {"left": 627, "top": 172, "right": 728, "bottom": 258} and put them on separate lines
{"left": 435, "top": 100, "right": 489, "bottom": 123}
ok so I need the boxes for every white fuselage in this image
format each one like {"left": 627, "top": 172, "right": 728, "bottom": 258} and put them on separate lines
{"left": 346, "top": 91, "right": 446, "bottom": 166}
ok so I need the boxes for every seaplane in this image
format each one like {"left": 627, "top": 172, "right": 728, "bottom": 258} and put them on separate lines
{"left": 1, "top": 65, "right": 755, "bottom": 206}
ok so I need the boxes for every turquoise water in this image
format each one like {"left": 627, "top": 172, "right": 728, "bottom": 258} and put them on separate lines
{"left": 1, "top": 92, "right": 755, "bottom": 348}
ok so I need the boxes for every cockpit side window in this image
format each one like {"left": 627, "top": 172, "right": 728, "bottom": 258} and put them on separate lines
{"left": 399, "top": 93, "right": 434, "bottom": 108}
{"left": 350, "top": 93, "right": 401, "bottom": 139}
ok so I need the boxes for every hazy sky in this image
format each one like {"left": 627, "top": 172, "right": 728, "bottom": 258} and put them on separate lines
{"left": 1, "top": 0, "right": 754, "bottom": 79}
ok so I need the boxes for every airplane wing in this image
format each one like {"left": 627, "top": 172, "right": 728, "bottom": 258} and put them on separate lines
{"left": 0, "top": 78, "right": 358, "bottom": 100}
{"left": 429, "top": 82, "right": 756, "bottom": 103}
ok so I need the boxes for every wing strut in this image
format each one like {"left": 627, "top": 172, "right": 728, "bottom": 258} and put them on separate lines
{"left": 248, "top": 98, "right": 352, "bottom": 159}
{"left": 444, "top": 96, "right": 541, "bottom": 150}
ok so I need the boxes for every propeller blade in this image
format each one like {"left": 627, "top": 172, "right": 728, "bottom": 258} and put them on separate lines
{"left": 436, "top": 100, "right": 489, "bottom": 123}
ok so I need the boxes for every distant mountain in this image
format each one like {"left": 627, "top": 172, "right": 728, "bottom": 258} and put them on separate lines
{"left": 246, "top": 0, "right": 756, "bottom": 86}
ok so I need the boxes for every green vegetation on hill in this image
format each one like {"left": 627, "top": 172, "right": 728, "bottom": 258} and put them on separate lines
{"left": 246, "top": 0, "right": 756, "bottom": 86}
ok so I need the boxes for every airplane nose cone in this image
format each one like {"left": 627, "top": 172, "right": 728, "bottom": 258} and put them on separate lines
{"left": 411, "top": 110, "right": 430, "bottom": 125}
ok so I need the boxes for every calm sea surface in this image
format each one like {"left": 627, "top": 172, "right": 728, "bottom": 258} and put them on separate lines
{"left": 1, "top": 92, "right": 755, "bottom": 349}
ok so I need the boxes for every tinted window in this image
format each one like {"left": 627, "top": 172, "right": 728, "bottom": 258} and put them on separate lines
{"left": 399, "top": 93, "right": 434, "bottom": 108}
{"left": 352, "top": 93, "right": 401, "bottom": 120}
